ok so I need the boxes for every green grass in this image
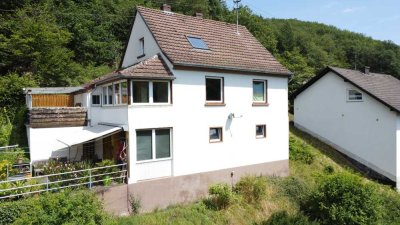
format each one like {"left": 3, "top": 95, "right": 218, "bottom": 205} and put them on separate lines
{"left": 113, "top": 124, "right": 400, "bottom": 225}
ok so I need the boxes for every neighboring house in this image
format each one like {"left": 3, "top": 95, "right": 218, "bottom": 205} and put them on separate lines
{"left": 25, "top": 5, "right": 291, "bottom": 211}
{"left": 292, "top": 66, "right": 400, "bottom": 190}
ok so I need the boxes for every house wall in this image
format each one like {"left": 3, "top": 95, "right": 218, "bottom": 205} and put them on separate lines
{"left": 127, "top": 69, "right": 289, "bottom": 183}
{"left": 397, "top": 115, "right": 400, "bottom": 189}
{"left": 294, "top": 71, "right": 398, "bottom": 181}
{"left": 121, "top": 12, "right": 171, "bottom": 68}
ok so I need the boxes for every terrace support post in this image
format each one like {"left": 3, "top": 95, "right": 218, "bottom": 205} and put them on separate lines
{"left": 89, "top": 169, "right": 92, "bottom": 189}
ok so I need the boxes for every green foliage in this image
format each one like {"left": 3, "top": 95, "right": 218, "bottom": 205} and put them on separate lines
{"left": 0, "top": 190, "right": 108, "bottom": 225}
{"left": 205, "top": 183, "right": 235, "bottom": 210}
{"left": 273, "top": 176, "right": 311, "bottom": 204}
{"left": 303, "top": 173, "right": 380, "bottom": 225}
{"left": 289, "top": 136, "right": 315, "bottom": 164}
{"left": 129, "top": 194, "right": 142, "bottom": 215}
{"left": 0, "top": 160, "right": 10, "bottom": 180}
{"left": 235, "top": 176, "right": 267, "bottom": 204}
{"left": 323, "top": 165, "right": 334, "bottom": 174}
{"left": 260, "top": 211, "right": 318, "bottom": 225}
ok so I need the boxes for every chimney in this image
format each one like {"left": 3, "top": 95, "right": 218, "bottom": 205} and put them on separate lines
{"left": 364, "top": 66, "right": 370, "bottom": 75}
{"left": 161, "top": 4, "right": 171, "bottom": 12}
{"left": 195, "top": 12, "right": 203, "bottom": 18}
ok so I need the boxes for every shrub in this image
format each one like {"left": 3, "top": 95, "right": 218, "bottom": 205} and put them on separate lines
{"left": 323, "top": 165, "right": 334, "bottom": 174}
{"left": 289, "top": 136, "right": 315, "bottom": 164}
{"left": 276, "top": 176, "right": 311, "bottom": 204}
{"left": 205, "top": 183, "right": 235, "bottom": 210}
{"left": 235, "top": 176, "right": 267, "bottom": 204}
{"left": 379, "top": 190, "right": 400, "bottom": 224}
{"left": 303, "top": 173, "right": 380, "bottom": 225}
{"left": 0, "top": 190, "right": 108, "bottom": 225}
{"left": 260, "top": 211, "right": 319, "bottom": 225}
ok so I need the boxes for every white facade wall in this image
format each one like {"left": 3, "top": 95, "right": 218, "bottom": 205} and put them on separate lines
{"left": 294, "top": 72, "right": 398, "bottom": 181}
{"left": 128, "top": 70, "right": 289, "bottom": 182}
{"left": 121, "top": 13, "right": 171, "bottom": 68}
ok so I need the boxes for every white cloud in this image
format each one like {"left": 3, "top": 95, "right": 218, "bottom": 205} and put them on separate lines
{"left": 342, "top": 7, "right": 356, "bottom": 13}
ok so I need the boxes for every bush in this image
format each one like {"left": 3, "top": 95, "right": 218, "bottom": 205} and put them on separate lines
{"left": 260, "top": 211, "right": 319, "bottom": 225}
{"left": 0, "top": 189, "right": 108, "bottom": 225}
{"left": 204, "top": 183, "right": 235, "bottom": 210}
{"left": 129, "top": 194, "right": 141, "bottom": 215}
{"left": 303, "top": 173, "right": 380, "bottom": 225}
{"left": 289, "top": 136, "right": 315, "bottom": 164}
{"left": 379, "top": 190, "right": 400, "bottom": 224}
{"left": 323, "top": 165, "right": 334, "bottom": 174}
{"left": 235, "top": 176, "right": 267, "bottom": 204}
{"left": 276, "top": 176, "right": 311, "bottom": 204}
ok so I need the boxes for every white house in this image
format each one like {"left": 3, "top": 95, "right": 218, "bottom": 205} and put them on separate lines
{"left": 25, "top": 5, "right": 291, "bottom": 211}
{"left": 293, "top": 66, "right": 400, "bottom": 189}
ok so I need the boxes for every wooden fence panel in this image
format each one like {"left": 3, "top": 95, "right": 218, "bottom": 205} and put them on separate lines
{"left": 32, "top": 94, "right": 74, "bottom": 107}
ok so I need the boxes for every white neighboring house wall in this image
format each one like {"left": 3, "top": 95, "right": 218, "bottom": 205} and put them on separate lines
{"left": 294, "top": 71, "right": 398, "bottom": 182}
{"left": 127, "top": 69, "right": 289, "bottom": 183}
{"left": 121, "top": 12, "right": 171, "bottom": 69}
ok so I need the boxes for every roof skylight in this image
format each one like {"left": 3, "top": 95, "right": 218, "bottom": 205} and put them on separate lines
{"left": 187, "top": 36, "right": 209, "bottom": 50}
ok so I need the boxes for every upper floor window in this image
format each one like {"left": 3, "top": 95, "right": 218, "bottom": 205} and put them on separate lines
{"left": 209, "top": 127, "right": 223, "bottom": 143}
{"left": 91, "top": 95, "right": 100, "bottom": 105}
{"left": 347, "top": 89, "right": 363, "bottom": 101}
{"left": 102, "top": 85, "right": 113, "bottom": 105}
{"left": 102, "top": 80, "right": 128, "bottom": 106}
{"left": 206, "top": 77, "right": 223, "bottom": 103}
{"left": 253, "top": 80, "right": 267, "bottom": 103}
{"left": 132, "top": 80, "right": 170, "bottom": 104}
{"left": 138, "top": 37, "right": 145, "bottom": 58}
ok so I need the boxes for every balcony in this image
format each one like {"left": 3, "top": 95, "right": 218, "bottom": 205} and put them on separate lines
{"left": 28, "top": 107, "right": 87, "bottom": 128}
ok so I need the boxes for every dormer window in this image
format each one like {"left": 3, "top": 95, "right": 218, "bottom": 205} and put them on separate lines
{"left": 138, "top": 37, "right": 145, "bottom": 58}
{"left": 187, "top": 36, "right": 209, "bottom": 50}
{"left": 347, "top": 89, "right": 363, "bottom": 101}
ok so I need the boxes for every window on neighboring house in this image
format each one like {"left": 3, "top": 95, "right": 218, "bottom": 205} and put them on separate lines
{"left": 253, "top": 80, "right": 267, "bottom": 103}
{"left": 139, "top": 37, "right": 145, "bottom": 57}
{"left": 347, "top": 89, "right": 363, "bottom": 101}
{"left": 256, "top": 125, "right": 266, "bottom": 138}
{"left": 187, "top": 36, "right": 209, "bottom": 50}
{"left": 206, "top": 77, "right": 223, "bottom": 103}
{"left": 91, "top": 95, "right": 100, "bottom": 105}
{"left": 136, "top": 128, "right": 171, "bottom": 161}
{"left": 209, "top": 127, "right": 223, "bottom": 142}
{"left": 132, "top": 80, "right": 170, "bottom": 104}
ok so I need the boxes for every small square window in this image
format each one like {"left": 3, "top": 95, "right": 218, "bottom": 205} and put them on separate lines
{"left": 206, "top": 77, "right": 223, "bottom": 102}
{"left": 256, "top": 125, "right": 266, "bottom": 138}
{"left": 253, "top": 80, "right": 267, "bottom": 103}
{"left": 209, "top": 127, "right": 223, "bottom": 142}
{"left": 187, "top": 36, "right": 209, "bottom": 50}
{"left": 92, "top": 95, "right": 100, "bottom": 105}
{"left": 347, "top": 89, "right": 363, "bottom": 101}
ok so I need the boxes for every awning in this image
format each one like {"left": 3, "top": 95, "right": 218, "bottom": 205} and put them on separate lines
{"left": 56, "top": 125, "right": 122, "bottom": 147}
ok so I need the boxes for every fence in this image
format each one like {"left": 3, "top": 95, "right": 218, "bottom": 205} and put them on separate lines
{"left": 0, "top": 163, "right": 127, "bottom": 200}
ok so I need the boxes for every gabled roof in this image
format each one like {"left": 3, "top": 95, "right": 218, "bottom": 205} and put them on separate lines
{"left": 86, "top": 54, "right": 174, "bottom": 88}
{"left": 129, "top": 6, "right": 291, "bottom": 76}
{"left": 24, "top": 87, "right": 84, "bottom": 94}
{"left": 292, "top": 66, "right": 400, "bottom": 113}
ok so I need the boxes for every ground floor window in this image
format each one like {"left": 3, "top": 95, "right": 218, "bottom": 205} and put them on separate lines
{"left": 136, "top": 128, "right": 171, "bottom": 161}
{"left": 209, "top": 127, "right": 223, "bottom": 142}
{"left": 256, "top": 124, "right": 266, "bottom": 138}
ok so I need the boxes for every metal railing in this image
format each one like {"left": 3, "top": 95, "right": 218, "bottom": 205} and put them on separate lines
{"left": 0, "top": 163, "right": 127, "bottom": 200}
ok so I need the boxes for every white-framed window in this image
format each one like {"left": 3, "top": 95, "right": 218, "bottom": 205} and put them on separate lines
{"left": 209, "top": 127, "right": 223, "bottom": 143}
{"left": 347, "top": 89, "right": 363, "bottom": 101}
{"left": 91, "top": 95, "right": 101, "bottom": 106}
{"left": 253, "top": 80, "right": 267, "bottom": 103}
{"left": 102, "top": 80, "right": 128, "bottom": 106}
{"left": 256, "top": 124, "right": 266, "bottom": 138}
{"left": 136, "top": 128, "right": 172, "bottom": 161}
{"left": 132, "top": 80, "right": 170, "bottom": 104}
{"left": 139, "top": 37, "right": 145, "bottom": 57}
{"left": 206, "top": 77, "right": 224, "bottom": 103}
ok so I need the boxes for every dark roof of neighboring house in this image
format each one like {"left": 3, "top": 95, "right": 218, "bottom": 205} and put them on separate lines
{"left": 292, "top": 66, "right": 400, "bottom": 113}
{"left": 126, "top": 6, "right": 291, "bottom": 76}
{"left": 24, "top": 87, "right": 84, "bottom": 94}
{"left": 85, "top": 54, "right": 174, "bottom": 88}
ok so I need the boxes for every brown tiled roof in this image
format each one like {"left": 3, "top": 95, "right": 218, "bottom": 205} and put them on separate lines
{"left": 135, "top": 6, "right": 291, "bottom": 76}
{"left": 292, "top": 66, "right": 400, "bottom": 113}
{"left": 85, "top": 54, "right": 173, "bottom": 88}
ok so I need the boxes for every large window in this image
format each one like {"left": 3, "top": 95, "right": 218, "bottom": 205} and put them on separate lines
{"left": 136, "top": 128, "right": 171, "bottom": 161}
{"left": 347, "top": 89, "right": 363, "bottom": 101}
{"left": 253, "top": 80, "right": 267, "bottom": 103}
{"left": 206, "top": 77, "right": 223, "bottom": 103}
{"left": 132, "top": 80, "right": 170, "bottom": 104}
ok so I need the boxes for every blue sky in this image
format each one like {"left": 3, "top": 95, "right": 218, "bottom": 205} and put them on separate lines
{"left": 226, "top": 0, "right": 400, "bottom": 45}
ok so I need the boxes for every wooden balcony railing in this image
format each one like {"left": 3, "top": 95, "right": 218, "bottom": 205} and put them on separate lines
{"left": 29, "top": 107, "right": 87, "bottom": 128}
